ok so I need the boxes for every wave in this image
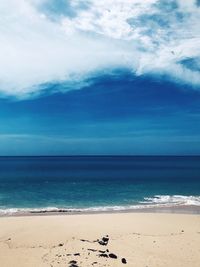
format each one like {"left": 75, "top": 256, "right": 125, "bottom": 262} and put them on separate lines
{"left": 141, "top": 195, "right": 200, "bottom": 206}
{"left": 0, "top": 195, "right": 200, "bottom": 215}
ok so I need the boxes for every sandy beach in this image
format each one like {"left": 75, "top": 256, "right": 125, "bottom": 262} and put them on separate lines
{"left": 0, "top": 212, "right": 199, "bottom": 267}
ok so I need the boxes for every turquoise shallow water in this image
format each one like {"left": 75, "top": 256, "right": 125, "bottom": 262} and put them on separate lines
{"left": 0, "top": 156, "right": 200, "bottom": 215}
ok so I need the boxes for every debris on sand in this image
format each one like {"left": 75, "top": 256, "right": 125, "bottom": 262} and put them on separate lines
{"left": 109, "top": 253, "right": 117, "bottom": 259}
{"left": 122, "top": 257, "right": 127, "bottom": 264}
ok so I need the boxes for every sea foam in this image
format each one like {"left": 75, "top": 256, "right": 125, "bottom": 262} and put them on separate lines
{"left": 1, "top": 195, "right": 200, "bottom": 216}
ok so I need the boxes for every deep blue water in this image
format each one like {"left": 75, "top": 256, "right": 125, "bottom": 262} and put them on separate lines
{"left": 0, "top": 156, "right": 200, "bottom": 214}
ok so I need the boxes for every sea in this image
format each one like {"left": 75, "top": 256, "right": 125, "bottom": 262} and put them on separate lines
{"left": 0, "top": 156, "right": 200, "bottom": 216}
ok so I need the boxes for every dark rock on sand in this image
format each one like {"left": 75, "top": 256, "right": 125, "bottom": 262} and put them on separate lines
{"left": 121, "top": 258, "right": 127, "bottom": 264}
{"left": 109, "top": 253, "right": 117, "bottom": 259}
{"left": 88, "top": 248, "right": 97, "bottom": 252}
{"left": 98, "top": 235, "right": 109, "bottom": 246}
{"left": 69, "top": 261, "right": 79, "bottom": 267}
{"left": 58, "top": 243, "right": 64, "bottom": 247}
{"left": 98, "top": 240, "right": 106, "bottom": 246}
{"left": 99, "top": 253, "right": 109, "bottom": 258}
{"left": 99, "top": 250, "right": 106, "bottom": 253}
{"left": 69, "top": 260, "right": 77, "bottom": 264}
{"left": 80, "top": 239, "right": 91, "bottom": 243}
{"left": 74, "top": 253, "right": 80, "bottom": 256}
{"left": 102, "top": 236, "right": 109, "bottom": 243}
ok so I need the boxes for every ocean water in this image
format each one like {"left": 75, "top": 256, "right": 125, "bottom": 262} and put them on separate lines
{"left": 0, "top": 156, "right": 200, "bottom": 215}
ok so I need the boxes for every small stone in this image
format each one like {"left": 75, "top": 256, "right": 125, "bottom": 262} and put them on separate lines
{"left": 122, "top": 258, "right": 127, "bottom": 264}
{"left": 74, "top": 253, "right": 80, "bottom": 256}
{"left": 69, "top": 260, "right": 77, "bottom": 264}
{"left": 99, "top": 253, "right": 108, "bottom": 258}
{"left": 88, "top": 248, "right": 97, "bottom": 252}
{"left": 102, "top": 237, "right": 109, "bottom": 243}
{"left": 98, "top": 240, "right": 107, "bottom": 246}
{"left": 99, "top": 250, "right": 106, "bottom": 253}
{"left": 109, "top": 253, "right": 117, "bottom": 259}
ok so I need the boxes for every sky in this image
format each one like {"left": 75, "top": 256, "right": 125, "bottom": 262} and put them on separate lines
{"left": 0, "top": 0, "right": 200, "bottom": 155}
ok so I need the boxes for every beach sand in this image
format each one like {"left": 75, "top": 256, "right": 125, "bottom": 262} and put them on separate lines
{"left": 0, "top": 212, "right": 200, "bottom": 267}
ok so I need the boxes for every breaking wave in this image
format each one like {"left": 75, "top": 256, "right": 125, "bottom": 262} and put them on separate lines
{"left": 0, "top": 195, "right": 200, "bottom": 216}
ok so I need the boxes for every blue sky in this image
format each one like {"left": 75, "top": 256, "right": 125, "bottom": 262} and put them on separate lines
{"left": 0, "top": 0, "right": 200, "bottom": 155}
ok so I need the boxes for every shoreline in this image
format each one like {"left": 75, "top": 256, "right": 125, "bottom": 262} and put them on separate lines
{"left": 1, "top": 204, "right": 200, "bottom": 218}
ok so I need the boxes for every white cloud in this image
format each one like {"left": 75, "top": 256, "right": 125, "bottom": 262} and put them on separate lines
{"left": 0, "top": 0, "right": 199, "bottom": 98}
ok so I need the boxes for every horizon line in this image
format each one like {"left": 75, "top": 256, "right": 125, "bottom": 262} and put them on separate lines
{"left": 0, "top": 155, "right": 200, "bottom": 157}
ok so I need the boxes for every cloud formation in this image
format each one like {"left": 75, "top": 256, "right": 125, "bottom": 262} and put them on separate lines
{"left": 0, "top": 0, "right": 199, "bottom": 98}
